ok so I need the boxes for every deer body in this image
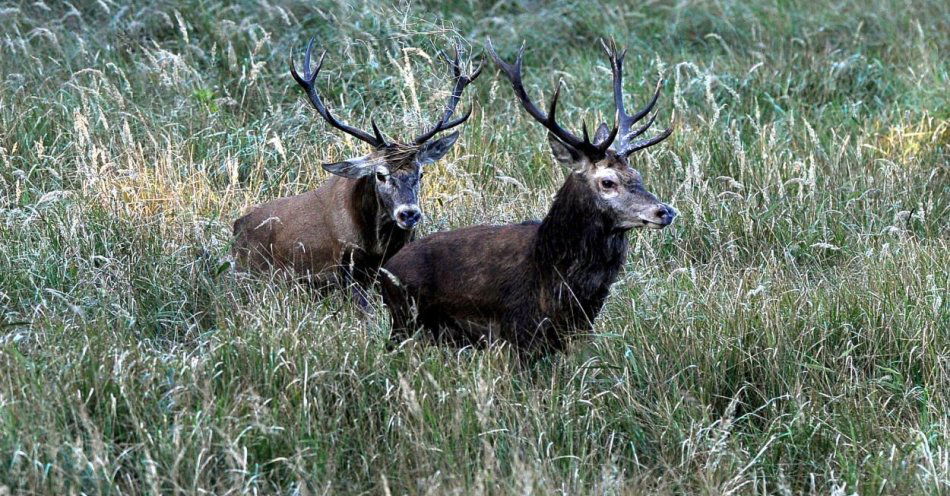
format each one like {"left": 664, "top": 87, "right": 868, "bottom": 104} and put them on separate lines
{"left": 382, "top": 172, "right": 630, "bottom": 354}
{"left": 233, "top": 39, "right": 480, "bottom": 293}
{"left": 381, "top": 40, "right": 677, "bottom": 358}
{"left": 233, "top": 173, "right": 412, "bottom": 288}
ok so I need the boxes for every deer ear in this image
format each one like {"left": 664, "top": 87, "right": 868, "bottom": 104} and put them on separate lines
{"left": 547, "top": 133, "right": 584, "bottom": 170}
{"left": 416, "top": 131, "right": 459, "bottom": 166}
{"left": 593, "top": 122, "right": 611, "bottom": 147}
{"left": 322, "top": 154, "right": 379, "bottom": 178}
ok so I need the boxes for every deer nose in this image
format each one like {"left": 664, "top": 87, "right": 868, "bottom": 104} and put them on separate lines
{"left": 394, "top": 205, "right": 422, "bottom": 229}
{"left": 652, "top": 204, "right": 677, "bottom": 225}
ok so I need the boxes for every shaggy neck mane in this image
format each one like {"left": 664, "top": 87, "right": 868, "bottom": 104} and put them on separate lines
{"left": 535, "top": 172, "right": 628, "bottom": 298}
{"left": 352, "top": 176, "right": 400, "bottom": 255}
{"left": 353, "top": 176, "right": 381, "bottom": 227}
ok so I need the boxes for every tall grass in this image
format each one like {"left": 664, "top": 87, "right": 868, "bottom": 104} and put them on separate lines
{"left": 0, "top": 0, "right": 947, "bottom": 493}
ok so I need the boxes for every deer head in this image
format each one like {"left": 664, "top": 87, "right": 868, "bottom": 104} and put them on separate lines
{"left": 290, "top": 39, "right": 482, "bottom": 229}
{"left": 488, "top": 39, "right": 677, "bottom": 230}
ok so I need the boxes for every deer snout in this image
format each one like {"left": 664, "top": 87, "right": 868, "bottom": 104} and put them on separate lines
{"left": 394, "top": 205, "right": 423, "bottom": 230}
{"left": 640, "top": 204, "right": 677, "bottom": 228}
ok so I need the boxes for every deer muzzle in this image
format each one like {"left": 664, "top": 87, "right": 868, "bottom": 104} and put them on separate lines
{"left": 394, "top": 204, "right": 423, "bottom": 230}
{"left": 638, "top": 203, "right": 677, "bottom": 229}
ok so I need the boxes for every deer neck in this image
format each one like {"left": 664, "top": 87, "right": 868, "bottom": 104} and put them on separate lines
{"left": 351, "top": 176, "right": 406, "bottom": 258}
{"left": 535, "top": 173, "right": 628, "bottom": 295}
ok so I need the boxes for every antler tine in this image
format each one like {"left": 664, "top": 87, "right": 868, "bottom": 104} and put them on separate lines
{"left": 624, "top": 113, "right": 675, "bottom": 154}
{"left": 289, "top": 38, "right": 387, "bottom": 148}
{"left": 601, "top": 38, "right": 671, "bottom": 156}
{"left": 598, "top": 113, "right": 620, "bottom": 152}
{"left": 629, "top": 79, "right": 662, "bottom": 125}
{"left": 489, "top": 39, "right": 616, "bottom": 156}
{"left": 601, "top": 38, "right": 629, "bottom": 122}
{"left": 602, "top": 38, "right": 640, "bottom": 143}
{"left": 617, "top": 79, "right": 668, "bottom": 156}
{"left": 440, "top": 45, "right": 463, "bottom": 78}
{"left": 370, "top": 119, "right": 386, "bottom": 145}
{"left": 623, "top": 111, "right": 658, "bottom": 143}
{"left": 623, "top": 126, "right": 674, "bottom": 154}
{"left": 414, "top": 45, "right": 483, "bottom": 145}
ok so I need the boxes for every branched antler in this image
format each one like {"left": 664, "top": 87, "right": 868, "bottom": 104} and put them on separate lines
{"left": 291, "top": 38, "right": 481, "bottom": 148}
{"left": 487, "top": 39, "right": 617, "bottom": 158}
{"left": 600, "top": 39, "right": 673, "bottom": 157}
{"left": 290, "top": 38, "right": 388, "bottom": 148}
{"left": 414, "top": 46, "right": 483, "bottom": 144}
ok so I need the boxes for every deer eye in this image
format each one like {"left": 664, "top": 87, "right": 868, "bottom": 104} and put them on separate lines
{"left": 600, "top": 179, "right": 616, "bottom": 189}
{"left": 376, "top": 172, "right": 388, "bottom": 183}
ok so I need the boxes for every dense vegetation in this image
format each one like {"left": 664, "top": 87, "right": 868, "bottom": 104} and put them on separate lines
{"left": 0, "top": 0, "right": 947, "bottom": 493}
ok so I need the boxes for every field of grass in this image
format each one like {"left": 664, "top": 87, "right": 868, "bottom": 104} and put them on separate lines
{"left": 0, "top": 0, "right": 947, "bottom": 493}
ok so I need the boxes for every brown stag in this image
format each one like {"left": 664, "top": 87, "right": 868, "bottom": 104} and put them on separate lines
{"left": 380, "top": 40, "right": 676, "bottom": 359}
{"left": 233, "top": 39, "right": 481, "bottom": 301}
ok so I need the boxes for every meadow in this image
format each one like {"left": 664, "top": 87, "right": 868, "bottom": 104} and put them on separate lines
{"left": 0, "top": 0, "right": 947, "bottom": 493}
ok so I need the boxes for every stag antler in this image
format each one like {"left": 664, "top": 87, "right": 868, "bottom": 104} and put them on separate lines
{"left": 600, "top": 39, "right": 673, "bottom": 157}
{"left": 290, "top": 38, "right": 388, "bottom": 148}
{"left": 487, "top": 39, "right": 618, "bottom": 158}
{"left": 414, "top": 46, "right": 484, "bottom": 144}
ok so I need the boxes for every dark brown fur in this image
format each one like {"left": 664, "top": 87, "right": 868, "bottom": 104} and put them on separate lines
{"left": 381, "top": 39, "right": 677, "bottom": 358}
{"left": 381, "top": 155, "right": 642, "bottom": 359}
